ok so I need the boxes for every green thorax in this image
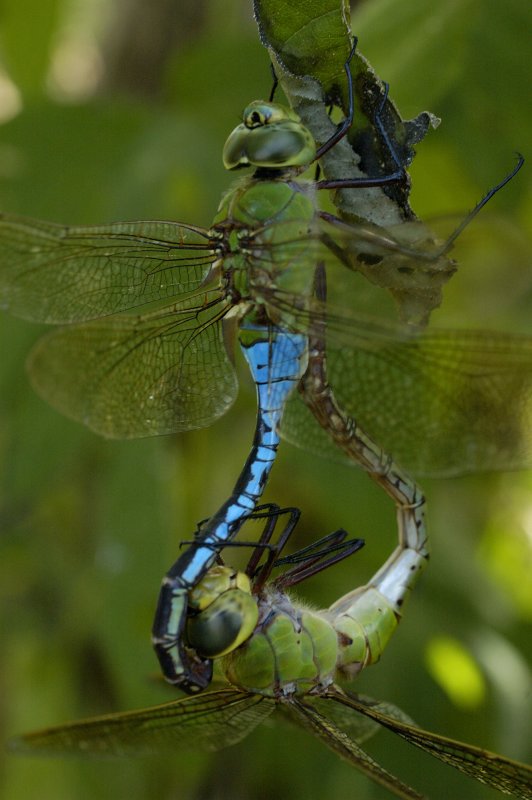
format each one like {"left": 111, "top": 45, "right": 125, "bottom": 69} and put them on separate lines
{"left": 220, "top": 586, "right": 338, "bottom": 697}
{"left": 213, "top": 176, "right": 317, "bottom": 314}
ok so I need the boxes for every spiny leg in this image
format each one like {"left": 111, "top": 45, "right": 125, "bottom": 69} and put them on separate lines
{"left": 243, "top": 504, "right": 301, "bottom": 585}
{"left": 312, "top": 37, "right": 523, "bottom": 203}
{"left": 313, "top": 37, "right": 358, "bottom": 160}
{"left": 186, "top": 503, "right": 302, "bottom": 581}
{"left": 266, "top": 35, "right": 405, "bottom": 189}
{"left": 182, "top": 503, "right": 298, "bottom": 571}
{"left": 313, "top": 38, "right": 407, "bottom": 191}
{"left": 271, "top": 529, "right": 365, "bottom": 591}
{"left": 242, "top": 506, "right": 364, "bottom": 591}
{"left": 187, "top": 502, "right": 364, "bottom": 592}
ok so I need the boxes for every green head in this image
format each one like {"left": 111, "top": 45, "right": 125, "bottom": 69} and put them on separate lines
{"left": 186, "top": 565, "right": 259, "bottom": 659}
{"left": 223, "top": 101, "right": 316, "bottom": 170}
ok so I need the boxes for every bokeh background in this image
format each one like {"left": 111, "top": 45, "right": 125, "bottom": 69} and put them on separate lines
{"left": 0, "top": 1, "right": 531, "bottom": 798}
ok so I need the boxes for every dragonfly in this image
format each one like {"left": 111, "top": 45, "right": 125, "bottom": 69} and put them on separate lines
{"left": 0, "top": 40, "right": 528, "bottom": 692}
{"left": 9, "top": 503, "right": 532, "bottom": 800}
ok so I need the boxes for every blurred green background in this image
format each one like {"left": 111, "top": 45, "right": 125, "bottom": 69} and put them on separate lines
{"left": 0, "top": 0, "right": 531, "bottom": 798}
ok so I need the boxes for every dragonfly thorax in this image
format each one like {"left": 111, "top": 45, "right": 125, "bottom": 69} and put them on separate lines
{"left": 213, "top": 176, "right": 318, "bottom": 316}
{"left": 222, "top": 585, "right": 339, "bottom": 698}
{"left": 223, "top": 101, "right": 316, "bottom": 170}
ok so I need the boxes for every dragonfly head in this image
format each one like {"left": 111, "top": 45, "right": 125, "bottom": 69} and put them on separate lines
{"left": 186, "top": 565, "right": 259, "bottom": 658}
{"left": 223, "top": 101, "right": 316, "bottom": 170}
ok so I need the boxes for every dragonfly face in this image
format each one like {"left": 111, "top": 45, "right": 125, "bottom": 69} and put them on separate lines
{"left": 223, "top": 101, "right": 316, "bottom": 169}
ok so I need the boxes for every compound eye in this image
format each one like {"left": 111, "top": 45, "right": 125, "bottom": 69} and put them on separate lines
{"left": 186, "top": 589, "right": 258, "bottom": 658}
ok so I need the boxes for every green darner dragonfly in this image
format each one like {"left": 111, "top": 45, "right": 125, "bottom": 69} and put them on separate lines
{"left": 9, "top": 504, "right": 532, "bottom": 799}
{"left": 0, "top": 42, "right": 528, "bottom": 692}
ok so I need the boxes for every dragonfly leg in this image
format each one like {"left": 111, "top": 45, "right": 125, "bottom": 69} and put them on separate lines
{"left": 314, "top": 37, "right": 358, "bottom": 160}
{"left": 314, "top": 39, "right": 407, "bottom": 190}
{"left": 243, "top": 504, "right": 301, "bottom": 585}
{"left": 272, "top": 530, "right": 365, "bottom": 591}
{"left": 180, "top": 503, "right": 292, "bottom": 557}
{"left": 318, "top": 156, "right": 524, "bottom": 254}
{"left": 181, "top": 502, "right": 364, "bottom": 592}
{"left": 268, "top": 62, "right": 279, "bottom": 103}
{"left": 152, "top": 327, "right": 308, "bottom": 693}
{"left": 184, "top": 503, "right": 303, "bottom": 580}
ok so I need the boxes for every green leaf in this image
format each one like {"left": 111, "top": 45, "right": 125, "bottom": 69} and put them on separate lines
{"left": 254, "top": 0, "right": 352, "bottom": 88}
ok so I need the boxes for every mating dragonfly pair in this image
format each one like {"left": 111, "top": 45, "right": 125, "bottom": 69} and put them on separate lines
{"left": 9, "top": 502, "right": 532, "bottom": 798}
{"left": 2, "top": 41, "right": 531, "bottom": 798}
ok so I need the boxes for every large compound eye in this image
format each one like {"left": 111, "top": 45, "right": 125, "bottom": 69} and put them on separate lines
{"left": 222, "top": 101, "right": 316, "bottom": 170}
{"left": 186, "top": 589, "right": 259, "bottom": 658}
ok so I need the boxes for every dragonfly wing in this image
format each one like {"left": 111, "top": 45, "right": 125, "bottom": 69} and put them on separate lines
{"left": 284, "top": 697, "right": 425, "bottom": 800}
{"left": 8, "top": 688, "right": 275, "bottom": 757}
{"left": 309, "top": 695, "right": 381, "bottom": 744}
{"left": 27, "top": 296, "right": 237, "bottom": 438}
{"left": 0, "top": 215, "right": 217, "bottom": 322}
{"left": 280, "top": 319, "right": 532, "bottom": 476}
{"left": 257, "top": 218, "right": 532, "bottom": 476}
{"left": 328, "top": 689, "right": 532, "bottom": 799}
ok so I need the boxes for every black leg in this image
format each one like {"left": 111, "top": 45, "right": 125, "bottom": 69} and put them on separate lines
{"left": 314, "top": 38, "right": 357, "bottom": 160}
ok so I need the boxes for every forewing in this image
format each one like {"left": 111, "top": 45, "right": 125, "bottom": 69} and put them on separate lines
{"left": 284, "top": 697, "right": 425, "bottom": 800}
{"left": 8, "top": 689, "right": 275, "bottom": 757}
{"left": 0, "top": 214, "right": 216, "bottom": 322}
{"left": 329, "top": 689, "right": 532, "bottom": 799}
{"left": 27, "top": 294, "right": 237, "bottom": 438}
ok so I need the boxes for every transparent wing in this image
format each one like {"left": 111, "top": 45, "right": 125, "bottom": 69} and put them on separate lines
{"left": 248, "top": 220, "right": 532, "bottom": 476}
{"left": 309, "top": 694, "right": 386, "bottom": 744}
{"left": 0, "top": 214, "right": 217, "bottom": 323}
{"left": 327, "top": 688, "right": 532, "bottom": 799}
{"left": 5, "top": 208, "right": 532, "bottom": 461}
{"left": 27, "top": 292, "right": 237, "bottom": 438}
{"left": 8, "top": 688, "right": 274, "bottom": 757}
{"left": 286, "top": 697, "right": 424, "bottom": 800}
{"left": 241, "top": 213, "right": 532, "bottom": 475}
{"left": 280, "top": 318, "right": 532, "bottom": 476}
